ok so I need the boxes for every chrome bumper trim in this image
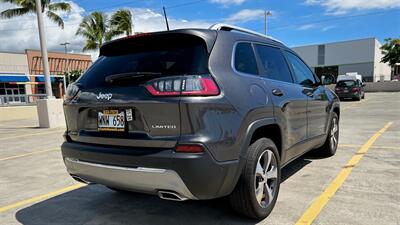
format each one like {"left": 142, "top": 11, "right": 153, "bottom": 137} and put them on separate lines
{"left": 64, "top": 158, "right": 196, "bottom": 200}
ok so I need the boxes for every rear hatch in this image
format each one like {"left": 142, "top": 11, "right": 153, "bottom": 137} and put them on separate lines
{"left": 335, "top": 80, "right": 356, "bottom": 94}
{"left": 64, "top": 31, "right": 217, "bottom": 148}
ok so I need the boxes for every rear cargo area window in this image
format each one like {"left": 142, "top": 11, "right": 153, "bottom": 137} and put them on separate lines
{"left": 77, "top": 35, "right": 209, "bottom": 88}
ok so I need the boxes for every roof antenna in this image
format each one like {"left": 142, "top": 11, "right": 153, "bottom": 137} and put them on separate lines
{"left": 162, "top": 6, "right": 170, "bottom": 31}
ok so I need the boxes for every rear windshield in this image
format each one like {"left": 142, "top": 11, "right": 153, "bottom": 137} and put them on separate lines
{"left": 77, "top": 35, "right": 209, "bottom": 88}
{"left": 337, "top": 80, "right": 356, "bottom": 87}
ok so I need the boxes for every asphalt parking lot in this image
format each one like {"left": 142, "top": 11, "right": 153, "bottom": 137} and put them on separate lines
{"left": 0, "top": 92, "right": 399, "bottom": 225}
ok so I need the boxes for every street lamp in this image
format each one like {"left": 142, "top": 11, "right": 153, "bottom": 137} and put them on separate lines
{"left": 60, "top": 42, "right": 70, "bottom": 79}
{"left": 264, "top": 10, "right": 272, "bottom": 36}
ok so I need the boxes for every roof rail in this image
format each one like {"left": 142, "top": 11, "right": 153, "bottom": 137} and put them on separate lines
{"left": 209, "top": 23, "right": 283, "bottom": 44}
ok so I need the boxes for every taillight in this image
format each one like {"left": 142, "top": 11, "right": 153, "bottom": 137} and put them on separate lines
{"left": 145, "top": 75, "right": 219, "bottom": 97}
{"left": 65, "top": 83, "right": 80, "bottom": 100}
{"left": 351, "top": 87, "right": 359, "bottom": 93}
{"left": 335, "top": 88, "right": 341, "bottom": 92}
{"left": 175, "top": 144, "right": 204, "bottom": 153}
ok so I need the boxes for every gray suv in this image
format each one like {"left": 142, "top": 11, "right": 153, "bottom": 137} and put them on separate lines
{"left": 62, "top": 24, "right": 340, "bottom": 219}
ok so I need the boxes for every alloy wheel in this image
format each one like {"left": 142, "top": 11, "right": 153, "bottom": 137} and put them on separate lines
{"left": 254, "top": 149, "right": 278, "bottom": 208}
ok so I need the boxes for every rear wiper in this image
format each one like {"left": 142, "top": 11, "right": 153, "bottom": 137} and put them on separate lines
{"left": 105, "top": 72, "right": 162, "bottom": 83}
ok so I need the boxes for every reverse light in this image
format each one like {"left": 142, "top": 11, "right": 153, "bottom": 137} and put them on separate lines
{"left": 175, "top": 144, "right": 204, "bottom": 153}
{"left": 145, "top": 75, "right": 219, "bottom": 97}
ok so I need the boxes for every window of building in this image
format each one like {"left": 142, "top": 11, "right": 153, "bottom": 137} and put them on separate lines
{"left": 234, "top": 43, "right": 258, "bottom": 75}
{"left": 285, "top": 51, "right": 316, "bottom": 86}
{"left": 318, "top": 45, "right": 325, "bottom": 65}
{"left": 255, "top": 44, "right": 293, "bottom": 83}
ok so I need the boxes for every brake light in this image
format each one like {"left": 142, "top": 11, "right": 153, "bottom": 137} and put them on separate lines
{"left": 145, "top": 75, "right": 219, "bottom": 97}
{"left": 351, "top": 87, "right": 359, "bottom": 93}
{"left": 175, "top": 144, "right": 204, "bottom": 153}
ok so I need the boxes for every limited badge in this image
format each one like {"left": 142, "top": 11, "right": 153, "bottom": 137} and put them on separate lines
{"left": 126, "top": 108, "right": 133, "bottom": 121}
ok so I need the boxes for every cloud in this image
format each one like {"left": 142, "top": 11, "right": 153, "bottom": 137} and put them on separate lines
{"left": 305, "top": 0, "right": 400, "bottom": 15}
{"left": 0, "top": 1, "right": 86, "bottom": 54}
{"left": 0, "top": 2, "right": 211, "bottom": 59}
{"left": 210, "top": 0, "right": 247, "bottom": 6}
{"left": 224, "top": 9, "right": 268, "bottom": 23}
{"left": 297, "top": 23, "right": 317, "bottom": 30}
{"left": 321, "top": 25, "right": 336, "bottom": 31}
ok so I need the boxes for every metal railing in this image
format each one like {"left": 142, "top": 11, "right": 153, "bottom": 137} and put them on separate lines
{"left": 0, "top": 94, "right": 47, "bottom": 106}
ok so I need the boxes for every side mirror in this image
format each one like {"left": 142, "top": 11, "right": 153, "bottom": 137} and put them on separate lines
{"left": 321, "top": 74, "right": 335, "bottom": 85}
{"left": 362, "top": 83, "right": 366, "bottom": 87}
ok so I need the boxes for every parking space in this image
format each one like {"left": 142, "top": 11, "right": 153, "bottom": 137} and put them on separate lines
{"left": 0, "top": 92, "right": 399, "bottom": 225}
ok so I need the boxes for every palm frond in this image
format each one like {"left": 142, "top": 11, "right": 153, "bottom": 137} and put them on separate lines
{"left": 76, "top": 11, "right": 108, "bottom": 51}
{"left": 109, "top": 9, "right": 132, "bottom": 36}
{"left": 0, "top": 7, "right": 30, "bottom": 19}
{"left": 46, "top": 10, "right": 64, "bottom": 29}
{"left": 48, "top": 2, "right": 71, "bottom": 12}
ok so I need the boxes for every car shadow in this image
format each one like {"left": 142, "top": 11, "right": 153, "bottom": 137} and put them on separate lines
{"left": 15, "top": 156, "right": 313, "bottom": 225}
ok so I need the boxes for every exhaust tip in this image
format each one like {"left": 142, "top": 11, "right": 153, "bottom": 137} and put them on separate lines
{"left": 71, "top": 174, "right": 90, "bottom": 184}
{"left": 158, "top": 190, "right": 188, "bottom": 201}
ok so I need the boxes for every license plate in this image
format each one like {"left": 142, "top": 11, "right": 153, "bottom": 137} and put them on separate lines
{"left": 344, "top": 90, "right": 349, "bottom": 93}
{"left": 98, "top": 110, "right": 125, "bottom": 132}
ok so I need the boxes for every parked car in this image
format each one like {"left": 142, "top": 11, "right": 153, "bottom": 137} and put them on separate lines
{"left": 335, "top": 79, "right": 365, "bottom": 101}
{"left": 61, "top": 24, "right": 340, "bottom": 219}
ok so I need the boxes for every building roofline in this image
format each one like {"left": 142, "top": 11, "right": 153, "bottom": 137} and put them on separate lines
{"left": 0, "top": 51, "right": 27, "bottom": 55}
{"left": 24, "top": 49, "right": 92, "bottom": 57}
{"left": 292, "top": 37, "right": 378, "bottom": 49}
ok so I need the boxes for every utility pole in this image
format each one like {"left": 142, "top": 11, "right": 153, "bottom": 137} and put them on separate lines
{"left": 35, "top": 0, "right": 53, "bottom": 98}
{"left": 60, "top": 42, "right": 70, "bottom": 83}
{"left": 264, "top": 10, "right": 272, "bottom": 36}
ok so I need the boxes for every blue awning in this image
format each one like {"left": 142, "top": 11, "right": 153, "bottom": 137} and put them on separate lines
{"left": 0, "top": 74, "right": 30, "bottom": 82}
{"left": 36, "top": 76, "right": 56, "bottom": 82}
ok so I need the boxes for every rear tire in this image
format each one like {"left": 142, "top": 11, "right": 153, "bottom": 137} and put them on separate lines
{"left": 316, "top": 112, "right": 339, "bottom": 157}
{"left": 362, "top": 93, "right": 365, "bottom": 99}
{"left": 229, "top": 138, "right": 281, "bottom": 219}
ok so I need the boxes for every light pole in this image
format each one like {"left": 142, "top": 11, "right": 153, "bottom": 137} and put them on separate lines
{"left": 264, "top": 10, "right": 272, "bottom": 36}
{"left": 35, "top": 0, "right": 53, "bottom": 98}
{"left": 60, "top": 42, "right": 70, "bottom": 83}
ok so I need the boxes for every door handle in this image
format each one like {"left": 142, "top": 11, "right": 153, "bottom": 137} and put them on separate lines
{"left": 272, "top": 89, "right": 284, "bottom": 97}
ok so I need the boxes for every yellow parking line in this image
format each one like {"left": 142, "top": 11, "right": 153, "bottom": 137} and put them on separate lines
{"left": 0, "top": 130, "right": 62, "bottom": 141}
{"left": 295, "top": 122, "right": 393, "bottom": 225}
{"left": 0, "top": 183, "right": 86, "bottom": 213}
{"left": 0, "top": 148, "right": 59, "bottom": 161}
{"left": 340, "top": 144, "right": 400, "bottom": 150}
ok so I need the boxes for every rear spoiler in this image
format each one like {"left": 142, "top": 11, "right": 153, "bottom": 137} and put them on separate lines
{"left": 100, "top": 29, "right": 217, "bottom": 55}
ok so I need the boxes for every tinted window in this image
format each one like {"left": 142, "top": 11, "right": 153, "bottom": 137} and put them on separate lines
{"left": 337, "top": 80, "right": 356, "bottom": 88}
{"left": 78, "top": 37, "right": 209, "bottom": 88}
{"left": 234, "top": 43, "right": 258, "bottom": 75}
{"left": 285, "top": 51, "right": 316, "bottom": 86}
{"left": 255, "top": 45, "right": 293, "bottom": 83}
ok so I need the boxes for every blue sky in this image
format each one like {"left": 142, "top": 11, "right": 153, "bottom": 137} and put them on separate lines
{"left": 0, "top": 0, "right": 399, "bottom": 54}
{"left": 76, "top": 0, "right": 400, "bottom": 46}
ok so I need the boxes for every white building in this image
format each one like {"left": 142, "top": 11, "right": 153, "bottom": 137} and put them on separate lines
{"left": 292, "top": 38, "right": 391, "bottom": 82}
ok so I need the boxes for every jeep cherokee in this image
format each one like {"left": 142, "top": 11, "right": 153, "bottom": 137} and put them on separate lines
{"left": 61, "top": 24, "right": 340, "bottom": 219}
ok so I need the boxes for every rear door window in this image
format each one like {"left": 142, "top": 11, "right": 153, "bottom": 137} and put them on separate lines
{"left": 285, "top": 51, "right": 316, "bottom": 87}
{"left": 234, "top": 43, "right": 258, "bottom": 75}
{"left": 77, "top": 35, "right": 209, "bottom": 88}
{"left": 255, "top": 44, "right": 293, "bottom": 83}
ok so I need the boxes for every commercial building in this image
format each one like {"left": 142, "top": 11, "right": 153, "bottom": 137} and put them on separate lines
{"left": 0, "top": 50, "right": 92, "bottom": 105}
{"left": 292, "top": 38, "right": 391, "bottom": 82}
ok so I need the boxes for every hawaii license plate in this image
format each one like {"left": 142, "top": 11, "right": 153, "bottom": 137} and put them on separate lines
{"left": 98, "top": 110, "right": 125, "bottom": 132}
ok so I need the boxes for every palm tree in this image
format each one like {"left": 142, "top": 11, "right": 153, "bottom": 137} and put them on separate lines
{"left": 109, "top": 9, "right": 133, "bottom": 37}
{"left": 76, "top": 11, "right": 111, "bottom": 52}
{"left": 0, "top": 0, "right": 71, "bottom": 29}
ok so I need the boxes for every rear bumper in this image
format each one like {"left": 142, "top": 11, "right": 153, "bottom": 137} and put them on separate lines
{"left": 65, "top": 157, "right": 195, "bottom": 200}
{"left": 336, "top": 92, "right": 359, "bottom": 98}
{"left": 61, "top": 141, "right": 240, "bottom": 200}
